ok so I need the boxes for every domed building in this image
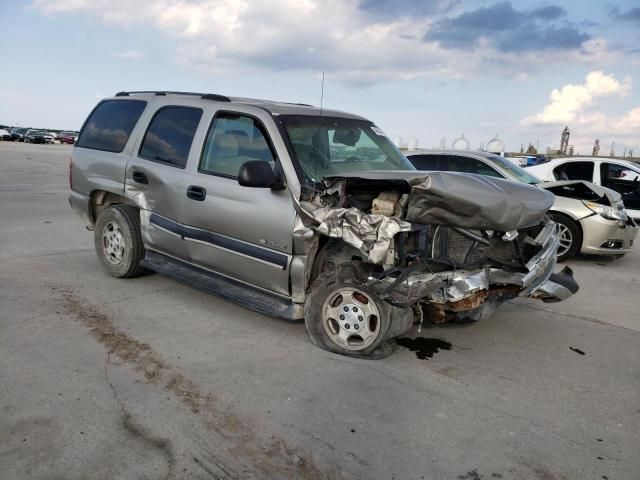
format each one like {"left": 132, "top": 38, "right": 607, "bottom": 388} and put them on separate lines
{"left": 451, "top": 134, "right": 470, "bottom": 151}
{"left": 487, "top": 135, "right": 505, "bottom": 155}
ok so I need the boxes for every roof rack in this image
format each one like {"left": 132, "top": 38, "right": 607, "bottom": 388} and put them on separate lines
{"left": 114, "top": 91, "right": 231, "bottom": 102}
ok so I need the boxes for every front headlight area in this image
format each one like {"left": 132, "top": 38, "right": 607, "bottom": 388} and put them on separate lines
{"left": 582, "top": 201, "right": 628, "bottom": 223}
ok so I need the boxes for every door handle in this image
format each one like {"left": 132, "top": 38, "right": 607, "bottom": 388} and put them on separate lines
{"left": 132, "top": 171, "right": 148, "bottom": 185}
{"left": 187, "top": 185, "right": 206, "bottom": 201}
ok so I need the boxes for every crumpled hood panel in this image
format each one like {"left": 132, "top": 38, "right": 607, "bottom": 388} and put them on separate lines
{"left": 329, "top": 171, "right": 555, "bottom": 231}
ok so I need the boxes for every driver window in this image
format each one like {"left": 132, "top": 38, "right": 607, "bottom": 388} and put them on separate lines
{"left": 601, "top": 163, "right": 639, "bottom": 184}
{"left": 199, "top": 113, "right": 276, "bottom": 178}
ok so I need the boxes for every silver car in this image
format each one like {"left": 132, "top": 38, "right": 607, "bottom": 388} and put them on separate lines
{"left": 69, "top": 91, "right": 577, "bottom": 358}
{"left": 405, "top": 150, "right": 638, "bottom": 261}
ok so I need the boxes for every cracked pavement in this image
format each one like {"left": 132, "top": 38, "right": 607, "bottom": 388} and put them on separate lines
{"left": 1, "top": 143, "right": 639, "bottom": 479}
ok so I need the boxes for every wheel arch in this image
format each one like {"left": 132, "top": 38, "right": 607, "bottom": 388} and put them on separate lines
{"left": 549, "top": 210, "right": 584, "bottom": 251}
{"left": 89, "top": 190, "right": 137, "bottom": 226}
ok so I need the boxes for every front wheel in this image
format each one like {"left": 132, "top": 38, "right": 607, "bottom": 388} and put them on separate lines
{"left": 550, "top": 212, "right": 581, "bottom": 262}
{"left": 304, "top": 263, "right": 411, "bottom": 358}
{"left": 94, "top": 204, "right": 147, "bottom": 278}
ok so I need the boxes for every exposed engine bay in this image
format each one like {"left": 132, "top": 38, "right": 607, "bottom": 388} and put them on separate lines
{"left": 297, "top": 171, "right": 578, "bottom": 327}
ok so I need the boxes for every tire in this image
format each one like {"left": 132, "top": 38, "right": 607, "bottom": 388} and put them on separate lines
{"left": 550, "top": 212, "right": 581, "bottom": 262}
{"left": 94, "top": 204, "right": 147, "bottom": 278}
{"left": 304, "top": 262, "right": 409, "bottom": 359}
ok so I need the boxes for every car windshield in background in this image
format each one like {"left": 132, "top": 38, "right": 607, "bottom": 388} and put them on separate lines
{"left": 487, "top": 153, "right": 542, "bottom": 184}
{"left": 280, "top": 116, "right": 414, "bottom": 183}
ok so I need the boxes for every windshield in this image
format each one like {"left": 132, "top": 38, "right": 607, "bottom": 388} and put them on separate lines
{"left": 485, "top": 153, "right": 542, "bottom": 184}
{"left": 280, "top": 115, "right": 414, "bottom": 183}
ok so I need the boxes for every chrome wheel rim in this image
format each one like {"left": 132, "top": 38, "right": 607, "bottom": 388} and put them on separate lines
{"left": 322, "top": 287, "right": 381, "bottom": 351}
{"left": 102, "top": 222, "right": 125, "bottom": 264}
{"left": 557, "top": 224, "right": 573, "bottom": 257}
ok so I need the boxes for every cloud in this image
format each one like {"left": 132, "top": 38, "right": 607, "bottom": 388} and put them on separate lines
{"left": 30, "top": 0, "right": 606, "bottom": 85}
{"left": 530, "top": 5, "right": 566, "bottom": 20}
{"left": 520, "top": 71, "right": 639, "bottom": 152}
{"left": 522, "top": 70, "right": 631, "bottom": 125}
{"left": 424, "top": 2, "right": 589, "bottom": 52}
{"left": 610, "top": 6, "right": 640, "bottom": 25}
{"left": 357, "top": 0, "right": 454, "bottom": 18}
{"left": 112, "top": 50, "right": 144, "bottom": 60}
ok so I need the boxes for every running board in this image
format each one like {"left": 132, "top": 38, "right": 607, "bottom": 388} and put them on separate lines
{"left": 141, "top": 251, "right": 303, "bottom": 320}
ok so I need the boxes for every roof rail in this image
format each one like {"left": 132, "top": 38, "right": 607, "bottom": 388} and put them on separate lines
{"left": 114, "top": 91, "right": 231, "bottom": 102}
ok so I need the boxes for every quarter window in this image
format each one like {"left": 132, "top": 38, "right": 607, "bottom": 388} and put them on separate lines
{"left": 200, "top": 113, "right": 276, "bottom": 178}
{"left": 76, "top": 100, "right": 146, "bottom": 153}
{"left": 139, "top": 106, "right": 203, "bottom": 169}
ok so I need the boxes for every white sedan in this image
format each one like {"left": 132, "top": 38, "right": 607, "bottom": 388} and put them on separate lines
{"left": 527, "top": 157, "right": 640, "bottom": 222}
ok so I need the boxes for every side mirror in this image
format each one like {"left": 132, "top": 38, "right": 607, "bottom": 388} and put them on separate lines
{"left": 237, "top": 160, "right": 284, "bottom": 189}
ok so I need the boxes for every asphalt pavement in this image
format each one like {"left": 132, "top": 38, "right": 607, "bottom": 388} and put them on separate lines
{"left": 1, "top": 142, "right": 639, "bottom": 480}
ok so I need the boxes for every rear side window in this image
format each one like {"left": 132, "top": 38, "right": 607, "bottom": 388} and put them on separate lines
{"left": 407, "top": 154, "right": 445, "bottom": 171}
{"left": 77, "top": 100, "right": 146, "bottom": 153}
{"left": 139, "top": 106, "right": 203, "bottom": 169}
{"left": 445, "top": 155, "right": 503, "bottom": 178}
{"left": 553, "top": 161, "right": 594, "bottom": 182}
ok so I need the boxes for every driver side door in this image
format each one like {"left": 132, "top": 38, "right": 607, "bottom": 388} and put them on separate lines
{"left": 180, "top": 109, "right": 296, "bottom": 296}
{"left": 600, "top": 162, "right": 640, "bottom": 220}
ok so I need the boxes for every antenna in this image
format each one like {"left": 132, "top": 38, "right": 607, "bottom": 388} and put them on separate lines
{"left": 320, "top": 72, "right": 325, "bottom": 114}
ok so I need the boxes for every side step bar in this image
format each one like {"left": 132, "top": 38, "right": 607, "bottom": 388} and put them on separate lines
{"left": 141, "top": 250, "right": 303, "bottom": 320}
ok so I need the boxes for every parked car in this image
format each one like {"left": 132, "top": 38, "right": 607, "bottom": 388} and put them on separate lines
{"left": 405, "top": 150, "right": 638, "bottom": 261}
{"left": 526, "top": 157, "right": 640, "bottom": 222}
{"left": 0, "top": 128, "right": 11, "bottom": 141}
{"left": 59, "top": 131, "right": 79, "bottom": 144}
{"left": 43, "top": 132, "right": 55, "bottom": 144}
{"left": 24, "top": 129, "right": 47, "bottom": 144}
{"left": 69, "top": 91, "right": 577, "bottom": 358}
{"left": 10, "top": 127, "right": 28, "bottom": 142}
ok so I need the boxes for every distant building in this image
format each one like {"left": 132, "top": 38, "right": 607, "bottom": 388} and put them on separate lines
{"left": 486, "top": 134, "right": 505, "bottom": 155}
{"left": 452, "top": 134, "right": 470, "bottom": 151}
{"left": 560, "top": 126, "right": 570, "bottom": 154}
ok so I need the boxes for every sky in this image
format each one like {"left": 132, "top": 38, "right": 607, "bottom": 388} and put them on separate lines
{"left": 0, "top": 0, "right": 639, "bottom": 155}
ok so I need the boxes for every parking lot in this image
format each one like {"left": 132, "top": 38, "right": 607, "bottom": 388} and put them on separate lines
{"left": 1, "top": 142, "right": 639, "bottom": 479}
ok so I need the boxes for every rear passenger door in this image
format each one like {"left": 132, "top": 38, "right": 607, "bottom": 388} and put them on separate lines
{"left": 124, "top": 105, "right": 203, "bottom": 260}
{"left": 180, "top": 110, "right": 296, "bottom": 296}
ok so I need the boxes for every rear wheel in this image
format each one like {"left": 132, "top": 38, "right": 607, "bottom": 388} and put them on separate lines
{"left": 550, "top": 212, "right": 581, "bottom": 262}
{"left": 94, "top": 204, "right": 147, "bottom": 278}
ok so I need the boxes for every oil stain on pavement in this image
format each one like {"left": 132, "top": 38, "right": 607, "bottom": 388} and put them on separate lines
{"left": 396, "top": 337, "right": 452, "bottom": 360}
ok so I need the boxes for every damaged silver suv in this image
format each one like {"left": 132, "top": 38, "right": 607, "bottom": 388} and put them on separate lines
{"left": 69, "top": 91, "right": 578, "bottom": 358}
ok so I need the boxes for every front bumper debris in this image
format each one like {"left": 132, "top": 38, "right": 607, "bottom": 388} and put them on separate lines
{"left": 530, "top": 266, "right": 579, "bottom": 302}
{"left": 368, "top": 219, "right": 577, "bottom": 321}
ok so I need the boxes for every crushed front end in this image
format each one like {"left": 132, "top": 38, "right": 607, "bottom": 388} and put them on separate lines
{"left": 367, "top": 217, "right": 577, "bottom": 324}
{"left": 298, "top": 171, "right": 578, "bottom": 326}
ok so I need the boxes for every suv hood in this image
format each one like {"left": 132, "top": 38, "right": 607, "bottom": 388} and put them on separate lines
{"left": 325, "top": 170, "right": 555, "bottom": 231}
